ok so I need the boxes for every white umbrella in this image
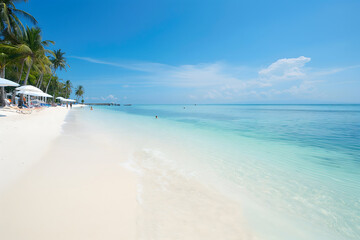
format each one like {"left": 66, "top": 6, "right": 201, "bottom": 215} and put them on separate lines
{"left": 16, "top": 85, "right": 43, "bottom": 93}
{"left": 17, "top": 90, "right": 53, "bottom": 107}
{"left": 56, "top": 97, "right": 75, "bottom": 102}
{"left": 18, "top": 91, "right": 53, "bottom": 97}
{"left": 16, "top": 85, "right": 52, "bottom": 103}
{"left": 40, "top": 92, "right": 53, "bottom": 98}
{"left": 17, "top": 90, "right": 41, "bottom": 96}
{"left": 32, "top": 92, "right": 53, "bottom": 98}
{"left": 0, "top": 77, "right": 19, "bottom": 87}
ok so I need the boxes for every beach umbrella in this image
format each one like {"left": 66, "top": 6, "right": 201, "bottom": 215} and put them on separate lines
{"left": 0, "top": 77, "right": 19, "bottom": 87}
{"left": 36, "top": 92, "right": 52, "bottom": 98}
{"left": 16, "top": 86, "right": 52, "bottom": 105}
{"left": 40, "top": 92, "right": 53, "bottom": 98}
{"left": 16, "top": 85, "right": 43, "bottom": 93}
{"left": 16, "top": 90, "right": 41, "bottom": 96}
{"left": 16, "top": 91, "right": 53, "bottom": 106}
{"left": 29, "top": 91, "right": 53, "bottom": 98}
{"left": 56, "top": 97, "right": 67, "bottom": 104}
{"left": 56, "top": 97, "right": 75, "bottom": 102}
{"left": 56, "top": 97, "right": 65, "bottom": 102}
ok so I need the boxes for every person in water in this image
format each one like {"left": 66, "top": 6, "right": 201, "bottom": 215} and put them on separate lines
{"left": 155, "top": 115, "right": 158, "bottom": 119}
{"left": 90, "top": 106, "right": 93, "bottom": 110}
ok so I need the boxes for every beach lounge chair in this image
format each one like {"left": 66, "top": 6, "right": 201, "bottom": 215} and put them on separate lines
{"left": 2, "top": 105, "right": 32, "bottom": 114}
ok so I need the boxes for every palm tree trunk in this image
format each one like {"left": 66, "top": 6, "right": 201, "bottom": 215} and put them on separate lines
{"left": 45, "top": 75, "right": 52, "bottom": 93}
{"left": 39, "top": 74, "right": 44, "bottom": 89}
{"left": 0, "top": 87, "right": 5, "bottom": 107}
{"left": 18, "top": 59, "right": 25, "bottom": 83}
{"left": 45, "top": 69, "right": 55, "bottom": 93}
{"left": 0, "top": 67, "right": 5, "bottom": 106}
{"left": 36, "top": 73, "right": 43, "bottom": 87}
{"left": 23, "top": 63, "right": 32, "bottom": 86}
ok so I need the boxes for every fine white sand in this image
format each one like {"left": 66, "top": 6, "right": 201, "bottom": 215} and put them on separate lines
{"left": 0, "top": 106, "right": 138, "bottom": 240}
{"left": 0, "top": 107, "right": 69, "bottom": 193}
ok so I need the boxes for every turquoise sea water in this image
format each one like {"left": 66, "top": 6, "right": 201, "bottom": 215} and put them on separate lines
{"left": 85, "top": 104, "right": 360, "bottom": 239}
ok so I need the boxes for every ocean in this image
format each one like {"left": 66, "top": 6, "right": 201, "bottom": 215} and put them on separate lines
{"left": 75, "top": 104, "right": 360, "bottom": 239}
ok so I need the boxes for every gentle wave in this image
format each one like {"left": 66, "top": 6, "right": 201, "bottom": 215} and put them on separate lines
{"left": 84, "top": 104, "right": 360, "bottom": 239}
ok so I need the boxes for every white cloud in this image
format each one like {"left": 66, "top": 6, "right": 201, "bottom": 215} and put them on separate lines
{"left": 312, "top": 64, "right": 360, "bottom": 76}
{"left": 100, "top": 94, "right": 118, "bottom": 101}
{"left": 71, "top": 56, "right": 242, "bottom": 88}
{"left": 85, "top": 96, "right": 100, "bottom": 100}
{"left": 70, "top": 56, "right": 171, "bottom": 73}
{"left": 73, "top": 55, "right": 359, "bottom": 102}
{"left": 85, "top": 95, "right": 119, "bottom": 101}
{"left": 259, "top": 56, "right": 311, "bottom": 82}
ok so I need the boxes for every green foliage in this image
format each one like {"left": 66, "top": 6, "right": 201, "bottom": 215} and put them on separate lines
{"left": 75, "top": 85, "right": 84, "bottom": 101}
{"left": 0, "top": 1, "right": 81, "bottom": 104}
{"left": 51, "top": 49, "right": 68, "bottom": 72}
{"left": 45, "top": 49, "right": 68, "bottom": 93}
{"left": 64, "top": 80, "right": 72, "bottom": 98}
{"left": 0, "top": 0, "right": 37, "bottom": 38}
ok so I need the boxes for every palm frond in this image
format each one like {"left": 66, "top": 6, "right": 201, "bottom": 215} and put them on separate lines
{"left": 12, "top": 8, "right": 37, "bottom": 25}
{"left": 42, "top": 39, "right": 55, "bottom": 46}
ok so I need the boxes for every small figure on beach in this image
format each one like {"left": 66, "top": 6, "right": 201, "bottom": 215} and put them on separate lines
{"left": 90, "top": 106, "right": 93, "bottom": 111}
{"left": 70, "top": 102, "right": 73, "bottom": 109}
{"left": 66, "top": 102, "right": 68, "bottom": 108}
{"left": 155, "top": 115, "right": 158, "bottom": 119}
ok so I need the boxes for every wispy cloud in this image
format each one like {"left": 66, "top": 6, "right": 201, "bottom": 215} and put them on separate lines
{"left": 312, "top": 64, "right": 360, "bottom": 76}
{"left": 85, "top": 94, "right": 119, "bottom": 101}
{"left": 72, "top": 55, "right": 360, "bottom": 102}
{"left": 70, "top": 56, "right": 171, "bottom": 72}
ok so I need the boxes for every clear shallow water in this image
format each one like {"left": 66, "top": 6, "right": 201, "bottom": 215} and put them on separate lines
{"left": 86, "top": 104, "right": 360, "bottom": 239}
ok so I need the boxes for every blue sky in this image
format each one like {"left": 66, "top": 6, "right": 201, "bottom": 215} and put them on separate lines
{"left": 19, "top": 0, "right": 360, "bottom": 103}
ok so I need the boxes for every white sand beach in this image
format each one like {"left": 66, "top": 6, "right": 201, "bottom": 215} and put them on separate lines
{"left": 0, "top": 107, "right": 69, "bottom": 192}
{"left": 0, "top": 107, "right": 138, "bottom": 240}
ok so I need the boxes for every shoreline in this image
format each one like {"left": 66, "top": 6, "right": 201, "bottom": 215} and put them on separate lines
{"left": 0, "top": 106, "right": 256, "bottom": 239}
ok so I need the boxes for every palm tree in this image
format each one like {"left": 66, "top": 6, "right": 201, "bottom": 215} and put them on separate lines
{"left": 14, "top": 36, "right": 33, "bottom": 83}
{"left": 0, "top": 42, "right": 17, "bottom": 77}
{"left": 45, "top": 49, "right": 68, "bottom": 93}
{"left": 0, "top": 0, "right": 37, "bottom": 37}
{"left": 34, "top": 55, "right": 51, "bottom": 89}
{"left": 64, "top": 80, "right": 72, "bottom": 98}
{"left": 0, "top": 43, "right": 19, "bottom": 106}
{"left": 0, "top": 51, "right": 10, "bottom": 106}
{"left": 48, "top": 76, "right": 62, "bottom": 104}
{"left": 75, "top": 85, "right": 84, "bottom": 102}
{"left": 20, "top": 26, "right": 54, "bottom": 86}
